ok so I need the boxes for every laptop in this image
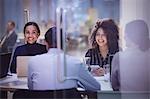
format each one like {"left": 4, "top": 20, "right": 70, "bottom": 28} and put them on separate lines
{"left": 0, "top": 53, "right": 12, "bottom": 78}
{"left": 16, "top": 56, "right": 31, "bottom": 77}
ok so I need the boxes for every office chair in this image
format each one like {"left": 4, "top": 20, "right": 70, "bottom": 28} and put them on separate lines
{"left": 13, "top": 88, "right": 82, "bottom": 99}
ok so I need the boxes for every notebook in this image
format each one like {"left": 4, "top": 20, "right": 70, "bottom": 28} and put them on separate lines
{"left": 16, "top": 56, "right": 31, "bottom": 77}
{"left": 0, "top": 53, "right": 12, "bottom": 78}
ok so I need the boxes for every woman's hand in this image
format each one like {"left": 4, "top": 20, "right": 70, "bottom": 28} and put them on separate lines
{"left": 91, "top": 67, "right": 105, "bottom": 76}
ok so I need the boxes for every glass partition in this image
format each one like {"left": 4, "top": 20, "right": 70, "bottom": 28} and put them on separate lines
{"left": 56, "top": 0, "right": 120, "bottom": 60}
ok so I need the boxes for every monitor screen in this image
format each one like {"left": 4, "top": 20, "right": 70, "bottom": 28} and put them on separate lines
{"left": 0, "top": 53, "right": 12, "bottom": 78}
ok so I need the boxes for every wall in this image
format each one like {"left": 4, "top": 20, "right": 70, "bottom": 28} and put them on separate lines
{"left": 0, "top": 0, "right": 4, "bottom": 38}
{"left": 0, "top": 0, "right": 24, "bottom": 36}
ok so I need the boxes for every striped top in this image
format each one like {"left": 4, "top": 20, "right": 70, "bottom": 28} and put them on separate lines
{"left": 85, "top": 47, "right": 115, "bottom": 68}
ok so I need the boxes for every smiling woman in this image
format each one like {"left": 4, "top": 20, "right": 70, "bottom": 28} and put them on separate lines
{"left": 10, "top": 22, "right": 47, "bottom": 73}
{"left": 85, "top": 18, "right": 119, "bottom": 76}
{"left": 24, "top": 23, "right": 40, "bottom": 44}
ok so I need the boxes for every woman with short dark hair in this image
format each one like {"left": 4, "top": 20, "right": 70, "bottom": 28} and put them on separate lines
{"left": 10, "top": 22, "right": 47, "bottom": 73}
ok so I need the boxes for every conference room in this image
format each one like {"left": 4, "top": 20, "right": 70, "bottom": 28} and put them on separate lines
{"left": 0, "top": 0, "right": 149, "bottom": 99}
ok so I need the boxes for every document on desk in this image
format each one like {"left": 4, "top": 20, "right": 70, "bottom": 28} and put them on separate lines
{"left": 0, "top": 74, "right": 28, "bottom": 90}
{"left": 0, "top": 74, "right": 18, "bottom": 84}
{"left": 77, "top": 76, "right": 113, "bottom": 91}
{"left": 94, "top": 76, "right": 113, "bottom": 91}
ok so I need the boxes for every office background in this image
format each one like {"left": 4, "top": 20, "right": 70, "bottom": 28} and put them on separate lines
{"left": 0, "top": 0, "right": 150, "bottom": 54}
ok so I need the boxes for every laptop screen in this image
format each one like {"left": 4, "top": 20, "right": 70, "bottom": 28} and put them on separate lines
{"left": 17, "top": 56, "right": 31, "bottom": 77}
{"left": 0, "top": 53, "right": 12, "bottom": 78}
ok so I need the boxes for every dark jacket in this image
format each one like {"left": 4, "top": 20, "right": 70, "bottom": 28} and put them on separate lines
{"left": 1, "top": 31, "right": 17, "bottom": 53}
{"left": 10, "top": 43, "right": 47, "bottom": 73}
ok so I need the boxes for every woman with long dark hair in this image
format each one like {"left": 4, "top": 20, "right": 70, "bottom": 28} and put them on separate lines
{"left": 85, "top": 18, "right": 119, "bottom": 76}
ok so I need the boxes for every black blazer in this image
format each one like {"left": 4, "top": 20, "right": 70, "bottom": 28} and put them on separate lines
{"left": 10, "top": 43, "right": 47, "bottom": 73}
{"left": 0, "top": 31, "right": 17, "bottom": 53}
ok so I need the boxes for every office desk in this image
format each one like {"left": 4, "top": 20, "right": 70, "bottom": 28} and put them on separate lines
{"left": 0, "top": 74, "right": 113, "bottom": 99}
{"left": 0, "top": 74, "right": 112, "bottom": 91}
{"left": 0, "top": 74, "right": 27, "bottom": 92}
{"left": 0, "top": 77, "right": 27, "bottom": 91}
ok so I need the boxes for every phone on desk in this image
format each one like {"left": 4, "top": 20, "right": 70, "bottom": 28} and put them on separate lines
{"left": 90, "top": 65, "right": 105, "bottom": 76}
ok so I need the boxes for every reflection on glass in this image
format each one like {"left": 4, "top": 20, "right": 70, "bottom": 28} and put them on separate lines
{"left": 83, "top": 57, "right": 91, "bottom": 71}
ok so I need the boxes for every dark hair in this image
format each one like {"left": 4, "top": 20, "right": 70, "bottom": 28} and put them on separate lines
{"left": 23, "top": 22, "right": 40, "bottom": 35}
{"left": 89, "top": 19, "right": 119, "bottom": 54}
{"left": 125, "top": 20, "right": 150, "bottom": 51}
{"left": 8, "top": 20, "right": 15, "bottom": 27}
{"left": 45, "top": 27, "right": 63, "bottom": 48}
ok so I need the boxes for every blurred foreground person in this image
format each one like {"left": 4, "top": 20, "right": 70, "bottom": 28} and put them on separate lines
{"left": 28, "top": 27, "right": 101, "bottom": 92}
{"left": 111, "top": 19, "right": 149, "bottom": 94}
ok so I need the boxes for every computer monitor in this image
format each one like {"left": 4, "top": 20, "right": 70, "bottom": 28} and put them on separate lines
{"left": 16, "top": 56, "right": 31, "bottom": 77}
{"left": 0, "top": 53, "right": 12, "bottom": 78}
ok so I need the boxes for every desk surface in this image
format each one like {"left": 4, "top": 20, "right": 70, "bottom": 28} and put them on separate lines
{"left": 0, "top": 75, "right": 27, "bottom": 91}
{"left": 0, "top": 74, "right": 112, "bottom": 91}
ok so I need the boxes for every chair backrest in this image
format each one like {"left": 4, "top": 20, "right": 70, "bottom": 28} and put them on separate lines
{"left": 13, "top": 88, "right": 82, "bottom": 99}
